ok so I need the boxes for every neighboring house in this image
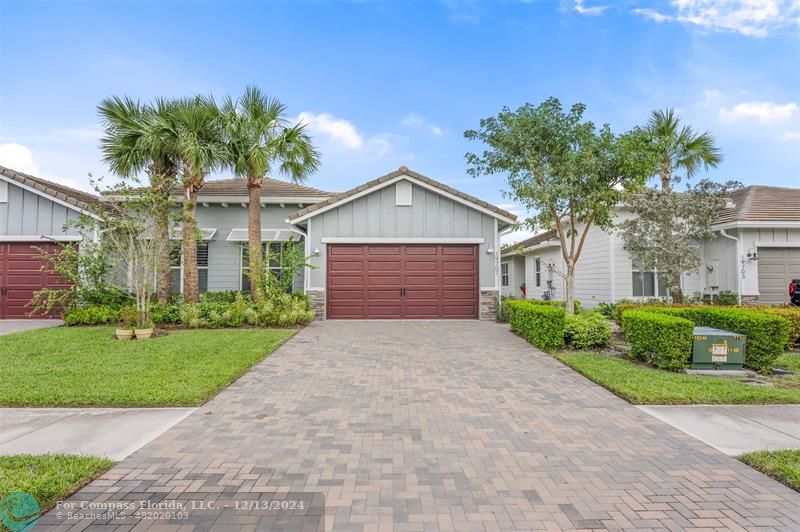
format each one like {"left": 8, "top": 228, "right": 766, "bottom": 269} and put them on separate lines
{"left": 501, "top": 185, "right": 800, "bottom": 307}
{"left": 0, "top": 164, "right": 515, "bottom": 320}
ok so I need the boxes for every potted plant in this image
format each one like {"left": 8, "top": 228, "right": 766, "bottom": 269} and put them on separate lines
{"left": 134, "top": 320, "right": 154, "bottom": 340}
{"left": 520, "top": 282, "right": 527, "bottom": 298}
{"left": 116, "top": 306, "right": 137, "bottom": 340}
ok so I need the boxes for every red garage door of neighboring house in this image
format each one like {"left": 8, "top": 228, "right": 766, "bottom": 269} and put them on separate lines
{"left": 0, "top": 243, "right": 71, "bottom": 319}
{"left": 327, "top": 244, "right": 478, "bottom": 319}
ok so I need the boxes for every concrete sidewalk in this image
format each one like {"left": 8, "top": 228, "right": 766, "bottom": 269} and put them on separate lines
{"left": 0, "top": 319, "right": 62, "bottom": 336}
{"left": 0, "top": 408, "right": 195, "bottom": 460}
{"left": 639, "top": 404, "right": 800, "bottom": 455}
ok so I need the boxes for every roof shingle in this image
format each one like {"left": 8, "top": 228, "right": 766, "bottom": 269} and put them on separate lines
{"left": 715, "top": 185, "right": 800, "bottom": 224}
{"left": 0, "top": 165, "right": 102, "bottom": 212}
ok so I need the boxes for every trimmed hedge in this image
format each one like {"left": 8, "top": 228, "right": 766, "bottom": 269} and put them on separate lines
{"left": 750, "top": 306, "right": 800, "bottom": 347}
{"left": 564, "top": 312, "right": 611, "bottom": 349}
{"left": 635, "top": 306, "right": 790, "bottom": 373}
{"left": 63, "top": 305, "right": 120, "bottom": 326}
{"left": 621, "top": 310, "right": 694, "bottom": 371}
{"left": 507, "top": 300, "right": 566, "bottom": 352}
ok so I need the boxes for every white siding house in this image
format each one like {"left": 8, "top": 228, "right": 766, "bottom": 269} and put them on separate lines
{"left": 501, "top": 185, "right": 800, "bottom": 308}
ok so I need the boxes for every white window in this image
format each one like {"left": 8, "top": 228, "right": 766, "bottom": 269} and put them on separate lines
{"left": 240, "top": 242, "right": 299, "bottom": 293}
{"left": 534, "top": 258, "right": 542, "bottom": 288}
{"left": 632, "top": 260, "right": 667, "bottom": 298}
{"left": 501, "top": 262, "right": 509, "bottom": 287}
{"left": 170, "top": 242, "right": 209, "bottom": 294}
{"left": 0, "top": 181, "right": 7, "bottom": 203}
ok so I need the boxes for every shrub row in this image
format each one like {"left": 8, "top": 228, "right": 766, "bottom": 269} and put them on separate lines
{"left": 623, "top": 306, "right": 790, "bottom": 373}
{"left": 564, "top": 312, "right": 611, "bottom": 350}
{"left": 748, "top": 306, "right": 800, "bottom": 347}
{"left": 620, "top": 310, "right": 694, "bottom": 371}
{"left": 64, "top": 293, "right": 314, "bottom": 329}
{"left": 507, "top": 300, "right": 566, "bottom": 352}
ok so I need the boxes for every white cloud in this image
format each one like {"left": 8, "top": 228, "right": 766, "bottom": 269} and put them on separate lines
{"left": 574, "top": 0, "right": 608, "bottom": 16}
{"left": 400, "top": 113, "right": 444, "bottom": 136}
{"left": 779, "top": 130, "right": 800, "bottom": 141}
{"left": 719, "top": 101, "right": 798, "bottom": 123}
{"left": 632, "top": 0, "right": 800, "bottom": 37}
{"left": 0, "top": 143, "right": 40, "bottom": 174}
{"left": 296, "top": 112, "right": 364, "bottom": 149}
{"left": 700, "top": 89, "right": 722, "bottom": 107}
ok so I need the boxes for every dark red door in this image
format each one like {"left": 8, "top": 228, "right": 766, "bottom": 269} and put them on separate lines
{"left": 327, "top": 244, "right": 478, "bottom": 319}
{"left": 0, "top": 243, "right": 71, "bottom": 318}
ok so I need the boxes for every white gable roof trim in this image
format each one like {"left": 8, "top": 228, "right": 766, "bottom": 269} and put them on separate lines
{"left": 288, "top": 173, "right": 516, "bottom": 225}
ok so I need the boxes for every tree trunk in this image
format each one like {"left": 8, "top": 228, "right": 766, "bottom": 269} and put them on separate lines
{"left": 565, "top": 266, "right": 576, "bottom": 315}
{"left": 247, "top": 182, "right": 265, "bottom": 301}
{"left": 155, "top": 208, "right": 172, "bottom": 304}
{"left": 182, "top": 188, "right": 200, "bottom": 303}
{"left": 671, "top": 273, "right": 683, "bottom": 304}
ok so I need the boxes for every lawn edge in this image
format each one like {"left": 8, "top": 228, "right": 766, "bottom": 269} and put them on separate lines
{"left": 0, "top": 327, "right": 301, "bottom": 409}
{"left": 738, "top": 450, "right": 800, "bottom": 493}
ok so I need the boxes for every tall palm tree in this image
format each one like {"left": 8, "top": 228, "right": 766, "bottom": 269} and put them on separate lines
{"left": 220, "top": 86, "right": 319, "bottom": 300}
{"left": 647, "top": 108, "right": 722, "bottom": 192}
{"left": 148, "top": 95, "right": 222, "bottom": 303}
{"left": 647, "top": 108, "right": 722, "bottom": 302}
{"left": 98, "top": 96, "right": 179, "bottom": 304}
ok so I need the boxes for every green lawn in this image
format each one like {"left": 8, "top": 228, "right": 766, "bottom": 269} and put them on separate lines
{"left": 556, "top": 353, "right": 800, "bottom": 404}
{"left": 0, "top": 327, "right": 296, "bottom": 407}
{"left": 0, "top": 454, "right": 113, "bottom": 519}
{"left": 776, "top": 352, "right": 800, "bottom": 372}
{"left": 739, "top": 450, "right": 800, "bottom": 492}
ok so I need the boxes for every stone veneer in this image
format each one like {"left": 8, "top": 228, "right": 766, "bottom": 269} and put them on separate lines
{"left": 480, "top": 290, "right": 499, "bottom": 321}
{"left": 307, "top": 289, "right": 326, "bottom": 320}
{"left": 741, "top": 294, "right": 759, "bottom": 306}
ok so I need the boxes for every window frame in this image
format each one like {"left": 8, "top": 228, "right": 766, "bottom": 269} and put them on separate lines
{"left": 501, "top": 262, "right": 509, "bottom": 287}
{"left": 631, "top": 260, "right": 667, "bottom": 298}
{"left": 534, "top": 258, "right": 541, "bottom": 288}
{"left": 240, "top": 241, "right": 297, "bottom": 293}
{"left": 170, "top": 241, "right": 209, "bottom": 294}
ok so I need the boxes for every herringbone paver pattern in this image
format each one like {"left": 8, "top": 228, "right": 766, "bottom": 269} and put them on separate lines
{"left": 40, "top": 321, "right": 800, "bottom": 531}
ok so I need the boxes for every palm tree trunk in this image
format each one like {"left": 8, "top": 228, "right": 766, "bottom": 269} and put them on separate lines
{"left": 248, "top": 182, "right": 265, "bottom": 301}
{"left": 182, "top": 187, "right": 200, "bottom": 303}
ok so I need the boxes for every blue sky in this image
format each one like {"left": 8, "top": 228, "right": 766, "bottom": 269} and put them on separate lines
{"left": 1, "top": 0, "right": 798, "bottom": 242}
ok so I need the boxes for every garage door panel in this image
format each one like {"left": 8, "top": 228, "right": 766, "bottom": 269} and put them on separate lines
{"left": 329, "top": 260, "right": 364, "bottom": 272}
{"left": 327, "top": 244, "right": 477, "bottom": 319}
{"left": 366, "top": 260, "right": 402, "bottom": 271}
{"left": 329, "top": 246, "right": 364, "bottom": 256}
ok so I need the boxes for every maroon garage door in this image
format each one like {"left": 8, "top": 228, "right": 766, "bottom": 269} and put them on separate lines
{"left": 0, "top": 243, "right": 71, "bottom": 319}
{"left": 327, "top": 244, "right": 478, "bottom": 319}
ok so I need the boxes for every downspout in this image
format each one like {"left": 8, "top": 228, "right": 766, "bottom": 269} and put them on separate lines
{"left": 719, "top": 229, "right": 742, "bottom": 304}
{"left": 286, "top": 219, "right": 310, "bottom": 293}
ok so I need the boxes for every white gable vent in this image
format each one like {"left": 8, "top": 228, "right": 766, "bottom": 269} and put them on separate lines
{"left": 395, "top": 180, "right": 412, "bottom": 206}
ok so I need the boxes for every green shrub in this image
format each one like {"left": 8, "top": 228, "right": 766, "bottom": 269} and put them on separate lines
{"left": 748, "top": 306, "right": 800, "bottom": 347}
{"left": 63, "top": 305, "right": 120, "bottom": 326}
{"left": 176, "top": 293, "right": 313, "bottom": 329}
{"left": 496, "top": 296, "right": 516, "bottom": 322}
{"left": 200, "top": 290, "right": 252, "bottom": 303}
{"left": 507, "top": 300, "right": 566, "bottom": 352}
{"left": 641, "top": 306, "right": 790, "bottom": 373}
{"left": 564, "top": 312, "right": 612, "bottom": 349}
{"left": 119, "top": 306, "right": 139, "bottom": 328}
{"left": 621, "top": 310, "right": 694, "bottom": 371}
{"left": 150, "top": 303, "right": 181, "bottom": 325}
{"left": 713, "top": 290, "right": 738, "bottom": 306}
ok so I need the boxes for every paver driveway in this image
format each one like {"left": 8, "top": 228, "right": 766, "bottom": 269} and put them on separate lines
{"left": 41, "top": 321, "right": 800, "bottom": 531}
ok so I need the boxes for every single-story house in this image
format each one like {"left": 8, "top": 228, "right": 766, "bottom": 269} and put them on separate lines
{"left": 501, "top": 185, "right": 800, "bottom": 307}
{"left": 0, "top": 164, "right": 515, "bottom": 320}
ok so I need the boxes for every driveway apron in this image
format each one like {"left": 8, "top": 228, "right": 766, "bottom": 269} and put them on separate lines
{"left": 39, "top": 321, "right": 800, "bottom": 531}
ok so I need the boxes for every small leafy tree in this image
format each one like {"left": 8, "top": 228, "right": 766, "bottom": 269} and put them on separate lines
{"left": 29, "top": 238, "right": 130, "bottom": 316}
{"left": 465, "top": 98, "right": 656, "bottom": 313}
{"left": 619, "top": 179, "right": 741, "bottom": 301}
{"left": 243, "top": 238, "right": 312, "bottom": 296}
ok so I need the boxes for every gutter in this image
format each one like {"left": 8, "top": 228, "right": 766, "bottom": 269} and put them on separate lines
{"left": 719, "top": 229, "right": 742, "bottom": 304}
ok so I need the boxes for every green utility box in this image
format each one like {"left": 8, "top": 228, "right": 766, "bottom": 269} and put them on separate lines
{"left": 691, "top": 326, "right": 745, "bottom": 370}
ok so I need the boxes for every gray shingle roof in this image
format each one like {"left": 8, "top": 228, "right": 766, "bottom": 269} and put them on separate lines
{"left": 0, "top": 165, "right": 101, "bottom": 212}
{"left": 715, "top": 185, "right": 800, "bottom": 224}
{"left": 179, "top": 177, "right": 332, "bottom": 199}
{"left": 288, "top": 166, "right": 517, "bottom": 222}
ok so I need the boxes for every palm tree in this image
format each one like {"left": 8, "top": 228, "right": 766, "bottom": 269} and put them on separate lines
{"left": 647, "top": 108, "right": 722, "bottom": 302}
{"left": 148, "top": 95, "right": 222, "bottom": 303}
{"left": 98, "top": 96, "right": 179, "bottom": 304}
{"left": 647, "top": 108, "right": 722, "bottom": 192}
{"left": 219, "top": 87, "right": 319, "bottom": 301}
